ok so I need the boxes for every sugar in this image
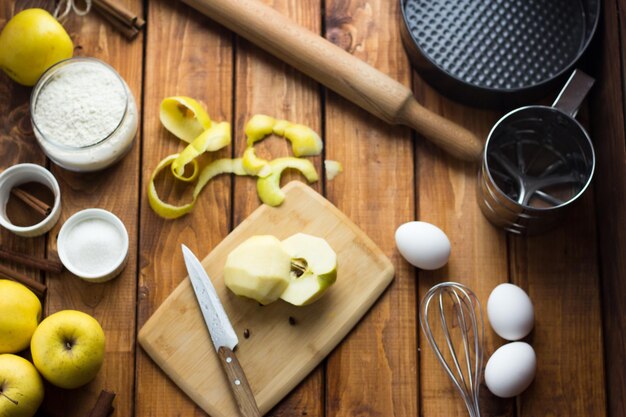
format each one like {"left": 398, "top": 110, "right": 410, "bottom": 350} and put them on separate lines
{"left": 65, "top": 219, "right": 124, "bottom": 274}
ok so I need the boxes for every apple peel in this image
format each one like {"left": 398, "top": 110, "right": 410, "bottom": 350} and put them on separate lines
{"left": 242, "top": 146, "right": 272, "bottom": 177}
{"left": 149, "top": 156, "right": 246, "bottom": 219}
{"left": 245, "top": 114, "right": 323, "bottom": 157}
{"left": 160, "top": 96, "right": 212, "bottom": 143}
{"left": 257, "top": 157, "right": 319, "bottom": 207}
{"left": 324, "top": 160, "right": 343, "bottom": 180}
{"left": 171, "top": 121, "right": 231, "bottom": 180}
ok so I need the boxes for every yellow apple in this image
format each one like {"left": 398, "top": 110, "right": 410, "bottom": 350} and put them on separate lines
{"left": 0, "top": 8, "right": 73, "bottom": 86}
{"left": 280, "top": 233, "right": 337, "bottom": 306}
{"left": 224, "top": 235, "right": 292, "bottom": 305}
{"left": 30, "top": 310, "right": 105, "bottom": 389}
{"left": 0, "top": 280, "right": 42, "bottom": 354}
{"left": 0, "top": 354, "right": 44, "bottom": 417}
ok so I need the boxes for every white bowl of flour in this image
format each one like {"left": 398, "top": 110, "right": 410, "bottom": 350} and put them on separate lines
{"left": 31, "top": 57, "right": 138, "bottom": 172}
{"left": 57, "top": 208, "right": 129, "bottom": 282}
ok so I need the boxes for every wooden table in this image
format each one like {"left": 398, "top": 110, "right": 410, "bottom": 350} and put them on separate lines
{"left": 1, "top": 1, "right": 624, "bottom": 416}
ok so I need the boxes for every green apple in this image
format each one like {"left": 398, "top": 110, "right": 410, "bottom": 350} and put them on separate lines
{"left": 224, "top": 235, "right": 291, "bottom": 305}
{"left": 30, "top": 310, "right": 105, "bottom": 389}
{"left": 279, "top": 233, "right": 337, "bottom": 306}
{"left": 257, "top": 157, "right": 319, "bottom": 206}
{"left": 0, "top": 280, "right": 42, "bottom": 354}
{"left": 0, "top": 354, "right": 44, "bottom": 417}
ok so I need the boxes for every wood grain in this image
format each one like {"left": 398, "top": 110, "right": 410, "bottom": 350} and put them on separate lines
{"left": 509, "top": 195, "right": 606, "bottom": 417}
{"left": 324, "top": 0, "right": 418, "bottom": 416}
{"left": 231, "top": 0, "right": 324, "bottom": 415}
{"left": 138, "top": 182, "right": 394, "bottom": 417}
{"left": 411, "top": 73, "right": 511, "bottom": 416}
{"left": 135, "top": 0, "right": 233, "bottom": 416}
{"left": 591, "top": 1, "right": 626, "bottom": 416}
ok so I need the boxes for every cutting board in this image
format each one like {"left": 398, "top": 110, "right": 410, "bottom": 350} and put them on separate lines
{"left": 138, "top": 181, "right": 394, "bottom": 417}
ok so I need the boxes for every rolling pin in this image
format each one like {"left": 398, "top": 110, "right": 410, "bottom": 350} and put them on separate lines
{"left": 180, "top": 0, "right": 484, "bottom": 161}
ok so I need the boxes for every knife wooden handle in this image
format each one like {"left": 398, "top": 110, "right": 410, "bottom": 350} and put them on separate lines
{"left": 180, "top": 0, "right": 484, "bottom": 162}
{"left": 218, "top": 347, "right": 261, "bottom": 417}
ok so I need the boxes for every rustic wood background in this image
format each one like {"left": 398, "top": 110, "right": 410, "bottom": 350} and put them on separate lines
{"left": 0, "top": 0, "right": 623, "bottom": 416}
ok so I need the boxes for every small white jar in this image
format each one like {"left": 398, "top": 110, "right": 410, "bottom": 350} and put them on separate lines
{"left": 30, "top": 57, "right": 138, "bottom": 172}
{"left": 0, "top": 164, "right": 61, "bottom": 237}
{"left": 57, "top": 208, "right": 129, "bottom": 283}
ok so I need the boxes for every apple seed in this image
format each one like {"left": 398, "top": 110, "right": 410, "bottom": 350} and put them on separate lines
{"left": 291, "top": 258, "right": 308, "bottom": 278}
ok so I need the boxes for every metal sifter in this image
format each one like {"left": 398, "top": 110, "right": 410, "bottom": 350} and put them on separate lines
{"left": 477, "top": 70, "right": 595, "bottom": 234}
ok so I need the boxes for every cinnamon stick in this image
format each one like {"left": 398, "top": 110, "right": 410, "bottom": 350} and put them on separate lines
{"left": 93, "top": 4, "right": 140, "bottom": 39}
{"left": 94, "top": 0, "right": 144, "bottom": 28}
{"left": 87, "top": 390, "right": 116, "bottom": 417}
{"left": 0, "top": 247, "right": 64, "bottom": 273}
{"left": 10, "top": 187, "right": 51, "bottom": 217}
{"left": 92, "top": 0, "right": 145, "bottom": 40}
{"left": 0, "top": 264, "right": 47, "bottom": 297}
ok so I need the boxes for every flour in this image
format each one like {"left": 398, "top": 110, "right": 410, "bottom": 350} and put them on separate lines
{"left": 34, "top": 62, "right": 127, "bottom": 147}
{"left": 31, "top": 58, "right": 138, "bottom": 171}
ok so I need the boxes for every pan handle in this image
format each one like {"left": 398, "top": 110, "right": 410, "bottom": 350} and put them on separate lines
{"left": 552, "top": 70, "right": 595, "bottom": 118}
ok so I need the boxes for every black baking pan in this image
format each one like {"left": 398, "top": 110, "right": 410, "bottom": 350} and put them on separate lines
{"left": 400, "top": 0, "right": 600, "bottom": 109}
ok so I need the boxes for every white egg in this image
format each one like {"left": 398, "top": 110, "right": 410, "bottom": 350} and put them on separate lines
{"left": 487, "top": 283, "right": 534, "bottom": 341}
{"left": 394, "top": 221, "right": 451, "bottom": 270}
{"left": 485, "top": 342, "right": 536, "bottom": 398}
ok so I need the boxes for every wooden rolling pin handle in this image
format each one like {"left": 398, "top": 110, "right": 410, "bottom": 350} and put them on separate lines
{"left": 217, "top": 346, "right": 261, "bottom": 417}
{"left": 397, "top": 98, "right": 484, "bottom": 161}
{"left": 181, "top": 0, "right": 484, "bottom": 162}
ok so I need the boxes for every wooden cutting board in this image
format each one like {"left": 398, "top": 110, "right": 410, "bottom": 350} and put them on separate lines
{"left": 138, "top": 181, "right": 394, "bottom": 417}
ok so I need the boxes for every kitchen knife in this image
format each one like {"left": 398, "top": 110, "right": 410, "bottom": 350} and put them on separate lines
{"left": 181, "top": 244, "right": 261, "bottom": 417}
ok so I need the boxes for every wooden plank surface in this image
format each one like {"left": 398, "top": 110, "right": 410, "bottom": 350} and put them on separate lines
{"left": 323, "top": 1, "right": 418, "bottom": 416}
{"left": 135, "top": 1, "right": 233, "bottom": 416}
{"left": 591, "top": 1, "right": 626, "bottom": 416}
{"left": 0, "top": 0, "right": 622, "bottom": 416}
{"left": 231, "top": 1, "right": 323, "bottom": 413}
{"left": 411, "top": 84, "right": 511, "bottom": 416}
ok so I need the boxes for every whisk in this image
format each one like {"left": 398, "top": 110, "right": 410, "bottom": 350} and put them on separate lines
{"left": 420, "top": 282, "right": 484, "bottom": 417}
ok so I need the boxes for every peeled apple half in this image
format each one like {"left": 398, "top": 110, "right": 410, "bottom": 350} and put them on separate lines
{"left": 280, "top": 233, "right": 337, "bottom": 306}
{"left": 224, "top": 233, "right": 338, "bottom": 306}
{"left": 224, "top": 235, "right": 291, "bottom": 305}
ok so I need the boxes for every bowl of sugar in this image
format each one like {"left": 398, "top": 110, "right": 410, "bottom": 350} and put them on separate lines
{"left": 58, "top": 208, "right": 129, "bottom": 283}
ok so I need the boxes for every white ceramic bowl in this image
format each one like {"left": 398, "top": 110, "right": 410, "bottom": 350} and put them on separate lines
{"left": 0, "top": 163, "right": 61, "bottom": 237}
{"left": 57, "top": 208, "right": 129, "bottom": 283}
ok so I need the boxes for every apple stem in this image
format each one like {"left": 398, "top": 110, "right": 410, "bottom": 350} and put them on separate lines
{"left": 0, "top": 391, "right": 18, "bottom": 405}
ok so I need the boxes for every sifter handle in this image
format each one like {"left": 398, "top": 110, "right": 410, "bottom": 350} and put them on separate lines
{"left": 180, "top": 0, "right": 484, "bottom": 161}
{"left": 552, "top": 70, "right": 595, "bottom": 118}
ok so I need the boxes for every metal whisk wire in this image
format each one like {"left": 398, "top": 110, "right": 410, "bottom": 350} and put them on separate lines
{"left": 420, "top": 282, "right": 484, "bottom": 417}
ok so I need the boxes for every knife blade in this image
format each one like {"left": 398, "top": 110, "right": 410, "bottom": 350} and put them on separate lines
{"left": 181, "top": 244, "right": 261, "bottom": 417}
